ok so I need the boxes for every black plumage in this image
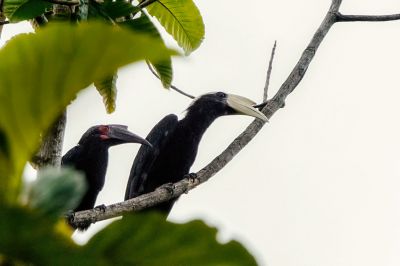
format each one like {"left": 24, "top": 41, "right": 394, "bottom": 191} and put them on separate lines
{"left": 62, "top": 124, "right": 150, "bottom": 230}
{"left": 125, "top": 92, "right": 268, "bottom": 214}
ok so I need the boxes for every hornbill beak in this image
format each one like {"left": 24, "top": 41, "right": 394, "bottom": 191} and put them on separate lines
{"left": 107, "top": 125, "right": 152, "bottom": 147}
{"left": 226, "top": 94, "right": 269, "bottom": 122}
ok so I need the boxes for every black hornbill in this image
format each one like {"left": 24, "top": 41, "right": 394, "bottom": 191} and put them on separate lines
{"left": 62, "top": 124, "right": 151, "bottom": 230}
{"left": 125, "top": 92, "right": 268, "bottom": 214}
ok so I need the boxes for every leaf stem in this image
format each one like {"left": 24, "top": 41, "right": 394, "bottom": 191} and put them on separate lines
{"left": 146, "top": 62, "right": 195, "bottom": 99}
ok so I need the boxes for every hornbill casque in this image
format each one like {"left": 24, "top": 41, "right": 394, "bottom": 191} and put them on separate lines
{"left": 62, "top": 124, "right": 151, "bottom": 230}
{"left": 125, "top": 92, "right": 268, "bottom": 214}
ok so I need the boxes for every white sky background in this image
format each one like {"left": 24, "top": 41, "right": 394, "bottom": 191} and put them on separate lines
{"left": 2, "top": 0, "right": 400, "bottom": 265}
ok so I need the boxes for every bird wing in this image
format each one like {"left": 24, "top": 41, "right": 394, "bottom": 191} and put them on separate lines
{"left": 61, "top": 145, "right": 82, "bottom": 166}
{"left": 125, "top": 114, "right": 178, "bottom": 200}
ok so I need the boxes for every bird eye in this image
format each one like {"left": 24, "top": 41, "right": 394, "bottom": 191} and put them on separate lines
{"left": 216, "top": 92, "right": 226, "bottom": 98}
{"left": 98, "top": 125, "right": 110, "bottom": 135}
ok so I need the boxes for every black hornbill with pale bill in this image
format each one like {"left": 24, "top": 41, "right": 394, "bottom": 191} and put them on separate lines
{"left": 62, "top": 124, "right": 151, "bottom": 230}
{"left": 125, "top": 92, "right": 268, "bottom": 214}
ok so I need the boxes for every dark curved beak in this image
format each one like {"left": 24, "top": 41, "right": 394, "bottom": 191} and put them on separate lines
{"left": 108, "top": 125, "right": 152, "bottom": 147}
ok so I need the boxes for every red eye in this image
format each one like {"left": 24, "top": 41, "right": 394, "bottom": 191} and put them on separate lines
{"left": 98, "top": 125, "right": 110, "bottom": 139}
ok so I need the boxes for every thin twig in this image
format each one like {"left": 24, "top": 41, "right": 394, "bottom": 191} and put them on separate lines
{"left": 0, "top": 0, "right": 5, "bottom": 40}
{"left": 255, "top": 41, "right": 278, "bottom": 109}
{"left": 44, "top": 0, "right": 79, "bottom": 6}
{"left": 71, "top": 0, "right": 347, "bottom": 227}
{"left": 138, "top": 0, "right": 158, "bottom": 9}
{"left": 171, "top": 85, "right": 195, "bottom": 99}
{"left": 263, "top": 40, "right": 277, "bottom": 101}
{"left": 146, "top": 62, "right": 195, "bottom": 99}
{"left": 336, "top": 12, "right": 400, "bottom": 22}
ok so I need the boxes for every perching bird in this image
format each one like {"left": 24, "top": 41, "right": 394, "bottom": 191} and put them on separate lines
{"left": 125, "top": 92, "right": 268, "bottom": 214}
{"left": 62, "top": 124, "right": 151, "bottom": 230}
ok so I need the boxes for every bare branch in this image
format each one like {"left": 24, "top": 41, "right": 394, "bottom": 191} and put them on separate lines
{"left": 336, "top": 12, "right": 400, "bottom": 22}
{"left": 71, "top": 178, "right": 198, "bottom": 225}
{"left": 263, "top": 40, "right": 277, "bottom": 101}
{"left": 255, "top": 0, "right": 341, "bottom": 110}
{"left": 271, "top": 0, "right": 341, "bottom": 106}
{"left": 70, "top": 0, "right": 346, "bottom": 227}
{"left": 146, "top": 62, "right": 195, "bottom": 99}
{"left": 44, "top": 0, "right": 79, "bottom": 6}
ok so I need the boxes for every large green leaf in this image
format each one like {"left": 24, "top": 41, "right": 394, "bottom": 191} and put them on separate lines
{"left": 27, "top": 167, "right": 87, "bottom": 217}
{"left": 92, "top": 10, "right": 172, "bottom": 110}
{"left": 0, "top": 206, "right": 95, "bottom": 265}
{"left": 94, "top": 72, "right": 118, "bottom": 113}
{"left": 0, "top": 208, "right": 256, "bottom": 265}
{"left": 86, "top": 213, "right": 257, "bottom": 265}
{"left": 122, "top": 12, "right": 173, "bottom": 88}
{"left": 0, "top": 22, "right": 174, "bottom": 203}
{"left": 3, "top": 0, "right": 51, "bottom": 22}
{"left": 144, "top": 0, "right": 205, "bottom": 54}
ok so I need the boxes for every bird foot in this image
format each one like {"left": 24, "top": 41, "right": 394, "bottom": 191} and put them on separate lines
{"left": 65, "top": 210, "right": 75, "bottom": 224}
{"left": 64, "top": 210, "right": 91, "bottom": 231}
{"left": 94, "top": 204, "right": 107, "bottom": 212}
{"left": 184, "top": 173, "right": 199, "bottom": 183}
{"left": 158, "top": 183, "right": 175, "bottom": 195}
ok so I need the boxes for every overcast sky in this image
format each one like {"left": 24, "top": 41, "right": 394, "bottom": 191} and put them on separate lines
{"left": 2, "top": 0, "right": 400, "bottom": 265}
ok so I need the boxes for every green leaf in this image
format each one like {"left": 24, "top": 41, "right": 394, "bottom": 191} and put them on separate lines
{"left": 0, "top": 22, "right": 174, "bottom": 203}
{"left": 144, "top": 0, "right": 205, "bottom": 54}
{"left": 101, "top": 1, "right": 137, "bottom": 20}
{"left": 94, "top": 72, "right": 118, "bottom": 113}
{"left": 27, "top": 167, "right": 87, "bottom": 217}
{"left": 0, "top": 206, "right": 95, "bottom": 265}
{"left": 86, "top": 213, "right": 257, "bottom": 265}
{"left": 3, "top": 0, "right": 51, "bottom": 22}
{"left": 122, "top": 12, "right": 173, "bottom": 88}
{"left": 122, "top": 11, "right": 162, "bottom": 39}
{"left": 150, "top": 59, "right": 173, "bottom": 88}
{"left": 89, "top": 1, "right": 139, "bottom": 22}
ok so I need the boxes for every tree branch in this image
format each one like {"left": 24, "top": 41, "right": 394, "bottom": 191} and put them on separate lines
{"left": 0, "top": 0, "right": 5, "bottom": 40}
{"left": 44, "top": 0, "right": 79, "bottom": 6}
{"left": 70, "top": 0, "right": 346, "bottom": 227}
{"left": 31, "top": 111, "right": 66, "bottom": 169}
{"left": 263, "top": 40, "right": 277, "bottom": 101}
{"left": 29, "top": 1, "right": 81, "bottom": 170}
{"left": 336, "top": 12, "right": 400, "bottom": 22}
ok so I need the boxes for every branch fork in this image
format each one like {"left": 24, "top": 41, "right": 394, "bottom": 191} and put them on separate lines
{"left": 54, "top": 0, "right": 400, "bottom": 228}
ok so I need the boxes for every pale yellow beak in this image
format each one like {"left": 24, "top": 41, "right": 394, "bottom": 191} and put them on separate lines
{"left": 226, "top": 94, "right": 268, "bottom": 122}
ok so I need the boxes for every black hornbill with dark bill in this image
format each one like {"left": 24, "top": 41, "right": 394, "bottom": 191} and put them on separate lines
{"left": 62, "top": 124, "right": 151, "bottom": 230}
{"left": 125, "top": 92, "right": 268, "bottom": 214}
